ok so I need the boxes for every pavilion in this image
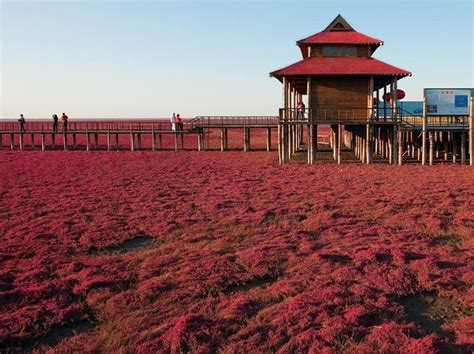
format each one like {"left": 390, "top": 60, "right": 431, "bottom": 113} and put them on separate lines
{"left": 270, "top": 15, "right": 412, "bottom": 164}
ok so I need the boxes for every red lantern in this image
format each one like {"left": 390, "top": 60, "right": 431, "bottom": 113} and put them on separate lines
{"left": 396, "top": 89, "right": 405, "bottom": 100}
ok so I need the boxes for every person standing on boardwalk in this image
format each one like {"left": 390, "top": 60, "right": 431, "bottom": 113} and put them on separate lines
{"left": 52, "top": 114, "right": 59, "bottom": 132}
{"left": 170, "top": 112, "right": 176, "bottom": 131}
{"left": 297, "top": 101, "right": 306, "bottom": 120}
{"left": 176, "top": 114, "right": 183, "bottom": 131}
{"left": 18, "top": 114, "right": 26, "bottom": 132}
{"left": 61, "top": 112, "right": 69, "bottom": 132}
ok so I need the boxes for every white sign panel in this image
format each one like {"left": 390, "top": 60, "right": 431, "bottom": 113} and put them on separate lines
{"left": 425, "top": 89, "right": 472, "bottom": 116}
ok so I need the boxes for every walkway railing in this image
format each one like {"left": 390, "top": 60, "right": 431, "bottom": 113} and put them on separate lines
{"left": 189, "top": 116, "right": 279, "bottom": 128}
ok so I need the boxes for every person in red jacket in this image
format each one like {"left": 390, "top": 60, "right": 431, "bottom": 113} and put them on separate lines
{"left": 61, "top": 112, "right": 69, "bottom": 131}
{"left": 176, "top": 114, "right": 183, "bottom": 131}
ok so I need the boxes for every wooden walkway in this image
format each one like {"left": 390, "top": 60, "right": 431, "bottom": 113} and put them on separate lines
{"left": 0, "top": 117, "right": 279, "bottom": 152}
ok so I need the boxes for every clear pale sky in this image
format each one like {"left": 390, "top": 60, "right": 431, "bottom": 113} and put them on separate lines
{"left": 1, "top": 0, "right": 473, "bottom": 118}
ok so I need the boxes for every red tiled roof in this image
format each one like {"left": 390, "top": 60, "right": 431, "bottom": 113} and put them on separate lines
{"left": 297, "top": 31, "right": 383, "bottom": 45}
{"left": 270, "top": 57, "right": 411, "bottom": 79}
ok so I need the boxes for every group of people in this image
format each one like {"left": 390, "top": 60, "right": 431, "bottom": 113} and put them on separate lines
{"left": 17, "top": 113, "right": 68, "bottom": 132}
{"left": 170, "top": 113, "right": 183, "bottom": 131}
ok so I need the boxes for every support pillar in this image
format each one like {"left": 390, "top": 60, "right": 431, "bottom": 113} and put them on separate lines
{"left": 266, "top": 127, "right": 271, "bottom": 152}
{"left": 429, "top": 131, "right": 434, "bottom": 165}
{"left": 366, "top": 123, "right": 372, "bottom": 164}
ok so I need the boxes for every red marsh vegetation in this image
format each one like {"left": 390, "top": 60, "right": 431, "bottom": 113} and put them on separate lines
{"left": 0, "top": 137, "right": 473, "bottom": 352}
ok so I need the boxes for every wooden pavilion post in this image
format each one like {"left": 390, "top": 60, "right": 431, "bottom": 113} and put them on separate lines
{"left": 130, "top": 125, "right": 134, "bottom": 152}
{"left": 429, "top": 131, "right": 434, "bottom": 165}
{"left": 10, "top": 133, "right": 14, "bottom": 150}
{"left": 337, "top": 124, "right": 342, "bottom": 164}
{"left": 453, "top": 132, "right": 458, "bottom": 163}
{"left": 398, "top": 128, "right": 403, "bottom": 165}
{"left": 31, "top": 133, "right": 35, "bottom": 149}
{"left": 461, "top": 131, "right": 466, "bottom": 165}
{"left": 366, "top": 76, "right": 374, "bottom": 164}
{"left": 282, "top": 77, "right": 289, "bottom": 163}
{"left": 422, "top": 97, "right": 427, "bottom": 165}
{"left": 469, "top": 97, "right": 473, "bottom": 166}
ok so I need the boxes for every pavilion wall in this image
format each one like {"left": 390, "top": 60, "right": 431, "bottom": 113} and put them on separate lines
{"left": 310, "top": 76, "right": 369, "bottom": 121}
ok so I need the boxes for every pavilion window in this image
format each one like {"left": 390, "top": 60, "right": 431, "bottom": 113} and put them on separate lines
{"left": 341, "top": 46, "right": 356, "bottom": 57}
{"left": 322, "top": 46, "right": 356, "bottom": 57}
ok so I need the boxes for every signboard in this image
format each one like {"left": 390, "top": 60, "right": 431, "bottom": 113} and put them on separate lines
{"left": 425, "top": 88, "right": 472, "bottom": 116}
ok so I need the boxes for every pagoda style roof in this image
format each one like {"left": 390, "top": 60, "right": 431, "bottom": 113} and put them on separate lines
{"left": 297, "top": 15, "right": 383, "bottom": 57}
{"left": 297, "top": 31, "right": 383, "bottom": 46}
{"left": 271, "top": 57, "right": 411, "bottom": 80}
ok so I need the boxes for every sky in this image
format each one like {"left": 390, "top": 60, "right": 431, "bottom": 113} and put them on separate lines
{"left": 1, "top": 0, "right": 473, "bottom": 118}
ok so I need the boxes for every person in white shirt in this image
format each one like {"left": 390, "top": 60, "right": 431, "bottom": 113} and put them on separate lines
{"left": 170, "top": 112, "right": 176, "bottom": 131}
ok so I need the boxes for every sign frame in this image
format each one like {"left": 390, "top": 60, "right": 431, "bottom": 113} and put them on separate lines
{"left": 424, "top": 88, "right": 473, "bottom": 116}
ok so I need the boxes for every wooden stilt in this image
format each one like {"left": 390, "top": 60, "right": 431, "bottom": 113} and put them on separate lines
{"left": 41, "top": 132, "right": 45, "bottom": 151}
{"left": 469, "top": 100, "right": 473, "bottom": 165}
{"left": 220, "top": 128, "right": 225, "bottom": 152}
{"left": 10, "top": 133, "right": 14, "bottom": 151}
{"left": 94, "top": 133, "right": 99, "bottom": 149}
{"left": 73, "top": 133, "right": 77, "bottom": 150}
{"left": 461, "top": 131, "right": 466, "bottom": 165}
{"left": 115, "top": 133, "right": 119, "bottom": 150}
{"left": 279, "top": 124, "right": 283, "bottom": 164}
{"left": 63, "top": 130, "right": 67, "bottom": 151}
{"left": 152, "top": 127, "right": 156, "bottom": 151}
{"left": 366, "top": 123, "right": 372, "bottom": 164}
{"left": 86, "top": 128, "right": 90, "bottom": 151}
{"left": 429, "top": 131, "right": 434, "bottom": 165}
{"left": 398, "top": 128, "right": 403, "bottom": 165}
{"left": 31, "top": 133, "right": 35, "bottom": 149}
{"left": 130, "top": 129, "right": 134, "bottom": 152}
{"left": 453, "top": 132, "right": 457, "bottom": 163}
{"left": 266, "top": 127, "right": 271, "bottom": 151}
{"left": 444, "top": 132, "right": 449, "bottom": 161}
{"left": 107, "top": 130, "right": 111, "bottom": 151}
{"left": 422, "top": 119, "right": 427, "bottom": 165}
{"left": 19, "top": 132, "right": 24, "bottom": 151}
{"left": 174, "top": 132, "right": 178, "bottom": 152}
{"left": 337, "top": 124, "right": 342, "bottom": 164}
{"left": 388, "top": 128, "right": 393, "bottom": 165}
{"left": 52, "top": 133, "right": 56, "bottom": 149}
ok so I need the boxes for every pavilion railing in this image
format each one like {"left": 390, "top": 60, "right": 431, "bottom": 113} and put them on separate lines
{"left": 279, "top": 107, "right": 396, "bottom": 122}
